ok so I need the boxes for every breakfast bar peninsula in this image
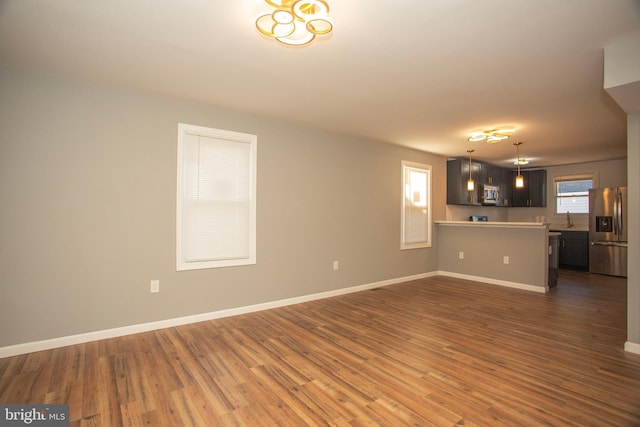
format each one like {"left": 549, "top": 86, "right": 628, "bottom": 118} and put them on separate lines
{"left": 436, "top": 221, "right": 555, "bottom": 293}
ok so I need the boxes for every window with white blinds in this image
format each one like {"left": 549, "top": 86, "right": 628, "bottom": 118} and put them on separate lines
{"left": 177, "top": 124, "right": 257, "bottom": 270}
{"left": 401, "top": 161, "right": 432, "bottom": 250}
{"left": 554, "top": 174, "right": 593, "bottom": 214}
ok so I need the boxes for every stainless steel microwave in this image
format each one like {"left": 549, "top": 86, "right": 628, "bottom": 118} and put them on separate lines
{"left": 481, "top": 184, "right": 500, "bottom": 205}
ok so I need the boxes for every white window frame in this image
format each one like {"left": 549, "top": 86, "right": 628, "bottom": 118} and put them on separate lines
{"left": 176, "top": 123, "right": 257, "bottom": 271}
{"left": 553, "top": 173, "right": 595, "bottom": 215}
{"left": 401, "top": 161, "right": 432, "bottom": 250}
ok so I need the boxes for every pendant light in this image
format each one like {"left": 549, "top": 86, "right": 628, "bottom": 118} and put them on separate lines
{"left": 467, "top": 149, "right": 475, "bottom": 192}
{"left": 514, "top": 142, "right": 524, "bottom": 188}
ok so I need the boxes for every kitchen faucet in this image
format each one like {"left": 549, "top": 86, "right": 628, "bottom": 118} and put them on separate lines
{"left": 566, "top": 211, "right": 574, "bottom": 228}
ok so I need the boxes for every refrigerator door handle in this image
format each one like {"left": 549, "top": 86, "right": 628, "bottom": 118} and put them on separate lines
{"left": 590, "top": 241, "right": 628, "bottom": 248}
{"left": 617, "top": 190, "right": 623, "bottom": 237}
{"left": 613, "top": 191, "right": 618, "bottom": 236}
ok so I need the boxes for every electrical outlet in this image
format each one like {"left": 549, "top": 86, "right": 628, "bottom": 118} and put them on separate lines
{"left": 150, "top": 280, "right": 160, "bottom": 293}
{"left": 459, "top": 251, "right": 464, "bottom": 260}
{"left": 503, "top": 256, "right": 510, "bottom": 265}
{"left": 333, "top": 261, "right": 339, "bottom": 270}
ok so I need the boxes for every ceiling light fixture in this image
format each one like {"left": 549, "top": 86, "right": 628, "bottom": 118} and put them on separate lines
{"left": 514, "top": 142, "right": 524, "bottom": 188}
{"left": 256, "top": 0, "right": 333, "bottom": 47}
{"left": 513, "top": 158, "right": 529, "bottom": 166}
{"left": 467, "top": 149, "right": 475, "bottom": 192}
{"left": 468, "top": 128, "right": 515, "bottom": 143}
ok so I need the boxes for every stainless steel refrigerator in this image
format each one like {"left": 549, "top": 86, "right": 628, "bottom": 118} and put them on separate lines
{"left": 589, "top": 187, "right": 628, "bottom": 277}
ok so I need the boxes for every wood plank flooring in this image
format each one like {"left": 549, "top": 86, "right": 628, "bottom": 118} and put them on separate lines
{"left": 2, "top": 270, "right": 640, "bottom": 426}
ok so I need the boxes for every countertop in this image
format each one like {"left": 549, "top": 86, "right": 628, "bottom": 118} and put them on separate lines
{"left": 435, "top": 221, "right": 589, "bottom": 232}
{"left": 435, "top": 221, "right": 550, "bottom": 229}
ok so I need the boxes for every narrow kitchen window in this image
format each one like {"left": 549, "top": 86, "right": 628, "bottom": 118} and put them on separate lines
{"left": 554, "top": 174, "right": 593, "bottom": 214}
{"left": 176, "top": 123, "right": 257, "bottom": 271}
{"left": 401, "top": 161, "right": 432, "bottom": 249}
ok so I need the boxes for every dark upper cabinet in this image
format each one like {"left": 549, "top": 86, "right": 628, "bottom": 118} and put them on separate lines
{"left": 447, "top": 159, "right": 510, "bottom": 206}
{"left": 481, "top": 164, "right": 503, "bottom": 186}
{"left": 511, "top": 170, "right": 547, "bottom": 207}
{"left": 511, "top": 172, "right": 529, "bottom": 207}
{"left": 487, "top": 166, "right": 511, "bottom": 207}
{"left": 529, "top": 170, "right": 547, "bottom": 207}
{"left": 447, "top": 158, "right": 482, "bottom": 205}
{"left": 447, "top": 159, "right": 546, "bottom": 207}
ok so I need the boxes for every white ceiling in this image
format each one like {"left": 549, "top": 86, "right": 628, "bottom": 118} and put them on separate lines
{"left": 1, "top": 0, "right": 639, "bottom": 167}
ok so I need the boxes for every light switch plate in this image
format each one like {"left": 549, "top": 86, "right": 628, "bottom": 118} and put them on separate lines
{"left": 150, "top": 280, "right": 160, "bottom": 293}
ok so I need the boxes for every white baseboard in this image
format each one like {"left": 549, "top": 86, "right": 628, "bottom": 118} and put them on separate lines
{"left": 436, "top": 271, "right": 548, "bottom": 293}
{"left": 625, "top": 341, "right": 640, "bottom": 355}
{"left": 0, "top": 271, "right": 437, "bottom": 358}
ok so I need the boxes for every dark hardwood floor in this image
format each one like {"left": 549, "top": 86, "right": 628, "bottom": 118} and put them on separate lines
{"left": 1, "top": 270, "right": 640, "bottom": 426}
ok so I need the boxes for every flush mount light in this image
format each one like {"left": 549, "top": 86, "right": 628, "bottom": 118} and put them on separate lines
{"left": 513, "top": 158, "right": 529, "bottom": 166}
{"left": 256, "top": 0, "right": 333, "bottom": 47}
{"left": 468, "top": 128, "right": 515, "bottom": 143}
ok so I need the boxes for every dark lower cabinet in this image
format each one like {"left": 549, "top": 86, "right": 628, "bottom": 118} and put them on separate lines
{"left": 555, "top": 230, "right": 589, "bottom": 270}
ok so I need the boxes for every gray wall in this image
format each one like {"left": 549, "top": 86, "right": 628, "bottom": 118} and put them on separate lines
{"left": 604, "top": 34, "right": 639, "bottom": 350}
{"left": 0, "top": 66, "right": 446, "bottom": 347}
{"left": 437, "top": 225, "right": 547, "bottom": 288}
{"left": 627, "top": 113, "right": 639, "bottom": 347}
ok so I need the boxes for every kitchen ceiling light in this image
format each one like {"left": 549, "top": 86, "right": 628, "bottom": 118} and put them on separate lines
{"left": 514, "top": 141, "right": 525, "bottom": 188}
{"left": 256, "top": 0, "right": 333, "bottom": 47}
{"left": 514, "top": 158, "right": 529, "bottom": 166}
{"left": 467, "top": 149, "right": 475, "bottom": 192}
{"left": 468, "top": 128, "right": 515, "bottom": 143}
